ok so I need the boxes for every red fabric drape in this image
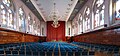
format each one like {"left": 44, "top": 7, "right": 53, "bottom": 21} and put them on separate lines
{"left": 47, "top": 21, "right": 65, "bottom": 41}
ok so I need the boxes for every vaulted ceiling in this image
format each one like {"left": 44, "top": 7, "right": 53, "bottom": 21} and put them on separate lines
{"left": 22, "top": 0, "right": 88, "bottom": 21}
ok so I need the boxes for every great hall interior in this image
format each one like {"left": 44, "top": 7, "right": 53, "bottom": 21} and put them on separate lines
{"left": 0, "top": 0, "right": 120, "bottom": 56}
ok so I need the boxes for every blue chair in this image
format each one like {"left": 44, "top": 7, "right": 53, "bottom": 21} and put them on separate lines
{"left": 19, "top": 51, "right": 25, "bottom": 56}
{"left": 32, "top": 51, "right": 38, "bottom": 56}
{"left": 47, "top": 52, "right": 53, "bottom": 56}
{"left": 39, "top": 51, "right": 45, "bottom": 56}
{"left": 12, "top": 51, "right": 18, "bottom": 55}
{"left": 82, "top": 51, "right": 88, "bottom": 56}
{"left": 89, "top": 51, "right": 95, "bottom": 56}
{"left": 0, "top": 50, "right": 5, "bottom": 56}
{"left": 5, "top": 51, "right": 12, "bottom": 55}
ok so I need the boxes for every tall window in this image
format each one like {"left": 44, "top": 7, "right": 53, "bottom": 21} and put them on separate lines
{"left": 93, "top": 0, "right": 105, "bottom": 28}
{"left": 68, "top": 28, "right": 70, "bottom": 35}
{"left": 78, "top": 14, "right": 82, "bottom": 34}
{"left": 115, "top": 0, "right": 120, "bottom": 23}
{"left": 18, "top": 7, "right": 26, "bottom": 32}
{"left": 72, "top": 25, "right": 75, "bottom": 35}
{"left": 84, "top": 7, "right": 90, "bottom": 31}
{"left": 33, "top": 18, "right": 37, "bottom": 34}
{"left": 72, "top": 22, "right": 75, "bottom": 35}
{"left": 42, "top": 27, "right": 44, "bottom": 36}
{"left": 74, "top": 18, "right": 78, "bottom": 35}
{"left": 0, "top": 0, "right": 15, "bottom": 29}
{"left": 0, "top": 5, "right": 7, "bottom": 27}
{"left": 37, "top": 24, "right": 40, "bottom": 35}
{"left": 28, "top": 14, "right": 33, "bottom": 33}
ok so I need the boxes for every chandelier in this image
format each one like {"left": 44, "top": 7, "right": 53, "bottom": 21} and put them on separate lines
{"left": 49, "top": 2, "right": 60, "bottom": 28}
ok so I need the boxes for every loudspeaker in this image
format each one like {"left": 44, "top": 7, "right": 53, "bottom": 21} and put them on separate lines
{"left": 104, "top": 24, "right": 107, "bottom": 27}
{"left": 81, "top": 32, "right": 83, "bottom": 33}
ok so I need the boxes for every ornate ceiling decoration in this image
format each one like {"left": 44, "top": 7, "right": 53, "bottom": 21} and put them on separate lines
{"left": 21, "top": 0, "right": 88, "bottom": 21}
{"left": 69, "top": 0, "right": 88, "bottom": 21}
{"left": 31, "top": 0, "right": 78, "bottom": 22}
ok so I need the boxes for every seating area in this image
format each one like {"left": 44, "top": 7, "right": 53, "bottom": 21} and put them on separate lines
{"left": 71, "top": 42, "right": 120, "bottom": 56}
{"left": 0, "top": 42, "right": 120, "bottom": 56}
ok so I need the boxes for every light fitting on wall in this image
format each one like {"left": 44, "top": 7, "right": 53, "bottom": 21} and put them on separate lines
{"left": 49, "top": 1, "right": 60, "bottom": 28}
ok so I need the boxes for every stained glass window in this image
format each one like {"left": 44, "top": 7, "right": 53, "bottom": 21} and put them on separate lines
{"left": 78, "top": 14, "right": 82, "bottom": 33}
{"left": 18, "top": 7, "right": 26, "bottom": 32}
{"left": 115, "top": 0, "right": 120, "bottom": 21}
{"left": 84, "top": 7, "right": 90, "bottom": 31}
{"left": 0, "top": 5, "right": 7, "bottom": 27}
{"left": 33, "top": 18, "right": 37, "bottom": 34}
{"left": 42, "top": 27, "right": 44, "bottom": 36}
{"left": 37, "top": 24, "right": 40, "bottom": 35}
{"left": 72, "top": 25, "right": 75, "bottom": 35}
{"left": 93, "top": 0, "right": 105, "bottom": 28}
{"left": 0, "top": 0, "right": 15, "bottom": 29}
{"left": 28, "top": 14, "right": 33, "bottom": 33}
{"left": 68, "top": 28, "right": 70, "bottom": 35}
{"left": 74, "top": 18, "right": 78, "bottom": 35}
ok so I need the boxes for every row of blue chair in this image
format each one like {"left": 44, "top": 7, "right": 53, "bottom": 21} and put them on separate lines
{"left": 71, "top": 42, "right": 120, "bottom": 56}
{"left": 0, "top": 42, "right": 95, "bottom": 56}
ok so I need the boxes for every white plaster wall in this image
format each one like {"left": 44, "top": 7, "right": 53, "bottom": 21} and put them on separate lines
{"left": 72, "top": 0, "right": 111, "bottom": 36}
{"left": 78, "top": 0, "right": 94, "bottom": 33}
{"left": 40, "top": 21, "right": 46, "bottom": 36}
{"left": 1, "top": 0, "right": 42, "bottom": 35}
{"left": 65, "top": 21, "right": 72, "bottom": 36}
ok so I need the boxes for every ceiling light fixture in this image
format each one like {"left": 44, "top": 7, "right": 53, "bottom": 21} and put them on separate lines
{"left": 49, "top": 0, "right": 60, "bottom": 28}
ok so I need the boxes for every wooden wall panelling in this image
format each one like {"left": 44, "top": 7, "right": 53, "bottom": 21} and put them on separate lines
{"left": 73, "top": 25, "right": 120, "bottom": 46}
{"left": 0, "top": 28, "right": 44, "bottom": 44}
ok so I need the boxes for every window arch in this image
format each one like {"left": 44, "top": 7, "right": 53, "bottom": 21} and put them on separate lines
{"left": 84, "top": 7, "right": 90, "bottom": 31}
{"left": 93, "top": 0, "right": 105, "bottom": 28}
{"left": 78, "top": 14, "right": 83, "bottom": 34}
{"left": 0, "top": 0, "right": 15, "bottom": 29}
{"left": 28, "top": 13, "right": 33, "bottom": 33}
{"left": 18, "top": 7, "right": 26, "bottom": 32}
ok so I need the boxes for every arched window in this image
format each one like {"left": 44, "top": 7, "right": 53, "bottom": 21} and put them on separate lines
{"left": 72, "top": 26, "right": 75, "bottom": 35}
{"left": 42, "top": 27, "right": 44, "bottom": 36}
{"left": 28, "top": 13, "right": 33, "bottom": 33}
{"left": 0, "top": 5, "right": 7, "bottom": 27}
{"left": 84, "top": 7, "right": 90, "bottom": 31}
{"left": 73, "top": 18, "right": 78, "bottom": 35}
{"left": 114, "top": 0, "right": 120, "bottom": 23}
{"left": 72, "top": 22, "right": 75, "bottom": 35}
{"left": 68, "top": 27, "right": 70, "bottom": 35}
{"left": 78, "top": 14, "right": 82, "bottom": 34}
{"left": 37, "top": 24, "right": 40, "bottom": 36}
{"left": 0, "top": 0, "right": 15, "bottom": 29}
{"left": 33, "top": 18, "right": 37, "bottom": 34}
{"left": 18, "top": 7, "right": 26, "bottom": 32}
{"left": 93, "top": 0, "right": 105, "bottom": 28}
